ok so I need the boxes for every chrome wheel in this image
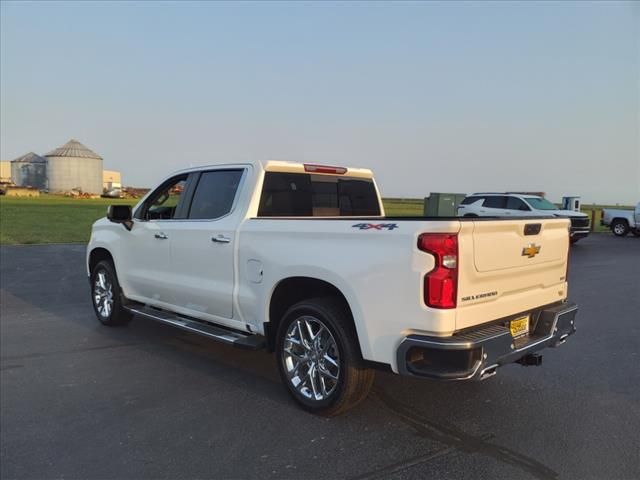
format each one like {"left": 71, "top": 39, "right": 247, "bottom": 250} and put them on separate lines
{"left": 93, "top": 270, "right": 114, "bottom": 318}
{"left": 613, "top": 223, "right": 626, "bottom": 235}
{"left": 282, "top": 316, "right": 340, "bottom": 401}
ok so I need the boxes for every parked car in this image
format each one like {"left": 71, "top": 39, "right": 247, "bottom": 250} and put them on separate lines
{"left": 601, "top": 202, "right": 640, "bottom": 236}
{"left": 87, "top": 161, "right": 578, "bottom": 415}
{"left": 101, "top": 188, "right": 123, "bottom": 199}
{"left": 457, "top": 193, "right": 590, "bottom": 243}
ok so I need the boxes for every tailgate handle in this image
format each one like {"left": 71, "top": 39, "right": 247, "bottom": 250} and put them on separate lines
{"left": 524, "top": 223, "right": 542, "bottom": 236}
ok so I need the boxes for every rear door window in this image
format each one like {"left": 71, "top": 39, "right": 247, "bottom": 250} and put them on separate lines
{"left": 188, "top": 170, "right": 244, "bottom": 220}
{"left": 483, "top": 196, "right": 507, "bottom": 209}
{"left": 258, "top": 172, "right": 380, "bottom": 217}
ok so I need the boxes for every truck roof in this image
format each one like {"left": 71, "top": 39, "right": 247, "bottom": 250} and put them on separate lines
{"left": 168, "top": 160, "right": 374, "bottom": 179}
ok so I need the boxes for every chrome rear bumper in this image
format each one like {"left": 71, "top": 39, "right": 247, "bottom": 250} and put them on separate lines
{"left": 396, "top": 302, "right": 578, "bottom": 380}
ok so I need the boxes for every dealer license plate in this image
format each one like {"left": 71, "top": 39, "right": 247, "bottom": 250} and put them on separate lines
{"left": 510, "top": 315, "right": 530, "bottom": 338}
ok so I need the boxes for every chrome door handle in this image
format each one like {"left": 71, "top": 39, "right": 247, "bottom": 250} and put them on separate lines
{"left": 211, "top": 235, "right": 231, "bottom": 244}
{"left": 154, "top": 232, "right": 168, "bottom": 240}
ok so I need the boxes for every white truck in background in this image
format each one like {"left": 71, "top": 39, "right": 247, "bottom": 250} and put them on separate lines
{"left": 601, "top": 202, "right": 640, "bottom": 237}
{"left": 87, "top": 161, "right": 578, "bottom": 415}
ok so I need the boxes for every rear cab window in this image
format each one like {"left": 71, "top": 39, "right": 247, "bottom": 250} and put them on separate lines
{"left": 258, "top": 172, "right": 381, "bottom": 217}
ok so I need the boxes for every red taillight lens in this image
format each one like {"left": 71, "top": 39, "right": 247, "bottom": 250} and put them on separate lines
{"left": 418, "top": 233, "right": 458, "bottom": 309}
{"left": 303, "top": 163, "right": 347, "bottom": 174}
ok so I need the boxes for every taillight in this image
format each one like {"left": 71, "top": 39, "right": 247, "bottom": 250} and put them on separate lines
{"left": 303, "top": 164, "right": 347, "bottom": 174}
{"left": 418, "top": 233, "right": 458, "bottom": 309}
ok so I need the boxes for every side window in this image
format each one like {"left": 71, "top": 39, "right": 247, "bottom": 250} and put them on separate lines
{"left": 188, "top": 170, "right": 244, "bottom": 220}
{"left": 461, "top": 196, "right": 480, "bottom": 205}
{"left": 138, "top": 175, "right": 188, "bottom": 220}
{"left": 483, "top": 196, "right": 506, "bottom": 209}
{"left": 506, "top": 197, "right": 530, "bottom": 211}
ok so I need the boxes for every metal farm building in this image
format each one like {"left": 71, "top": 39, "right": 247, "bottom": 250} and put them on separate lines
{"left": 45, "top": 139, "right": 103, "bottom": 194}
{"left": 10, "top": 152, "right": 48, "bottom": 190}
{"left": 0, "top": 160, "right": 11, "bottom": 183}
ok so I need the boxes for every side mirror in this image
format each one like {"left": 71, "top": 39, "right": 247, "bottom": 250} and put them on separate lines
{"left": 107, "top": 205, "right": 133, "bottom": 230}
{"left": 107, "top": 205, "right": 132, "bottom": 222}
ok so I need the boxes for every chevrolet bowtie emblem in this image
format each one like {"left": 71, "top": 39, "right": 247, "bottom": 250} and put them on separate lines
{"left": 522, "top": 243, "right": 541, "bottom": 258}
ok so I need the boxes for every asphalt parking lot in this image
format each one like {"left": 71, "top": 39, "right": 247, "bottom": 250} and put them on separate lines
{"left": 1, "top": 234, "right": 639, "bottom": 480}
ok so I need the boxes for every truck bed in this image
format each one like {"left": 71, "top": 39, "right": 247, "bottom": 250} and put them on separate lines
{"left": 239, "top": 215, "right": 570, "bottom": 370}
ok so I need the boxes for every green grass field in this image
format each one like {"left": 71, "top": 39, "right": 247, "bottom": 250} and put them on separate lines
{"left": 0, "top": 195, "right": 630, "bottom": 245}
{"left": 0, "top": 195, "right": 137, "bottom": 244}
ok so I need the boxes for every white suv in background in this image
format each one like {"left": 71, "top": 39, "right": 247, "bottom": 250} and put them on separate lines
{"left": 457, "top": 193, "right": 590, "bottom": 243}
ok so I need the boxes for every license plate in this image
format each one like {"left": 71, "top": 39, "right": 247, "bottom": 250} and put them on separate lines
{"left": 510, "top": 315, "right": 530, "bottom": 338}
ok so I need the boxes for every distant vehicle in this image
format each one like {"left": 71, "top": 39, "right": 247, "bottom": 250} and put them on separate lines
{"left": 601, "top": 202, "right": 640, "bottom": 237}
{"left": 457, "top": 193, "right": 590, "bottom": 244}
{"left": 101, "top": 188, "right": 123, "bottom": 199}
{"left": 86, "top": 161, "right": 577, "bottom": 415}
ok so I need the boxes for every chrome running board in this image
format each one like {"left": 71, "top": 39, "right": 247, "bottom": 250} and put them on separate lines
{"left": 127, "top": 305, "right": 265, "bottom": 350}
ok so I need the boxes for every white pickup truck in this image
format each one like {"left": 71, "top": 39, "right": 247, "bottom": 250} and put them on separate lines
{"left": 87, "top": 161, "right": 578, "bottom": 415}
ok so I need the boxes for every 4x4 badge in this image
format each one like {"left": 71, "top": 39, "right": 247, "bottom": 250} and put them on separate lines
{"left": 352, "top": 223, "right": 398, "bottom": 231}
{"left": 522, "top": 243, "right": 541, "bottom": 258}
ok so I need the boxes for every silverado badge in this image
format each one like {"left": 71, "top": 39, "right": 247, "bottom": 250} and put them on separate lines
{"left": 522, "top": 243, "right": 541, "bottom": 258}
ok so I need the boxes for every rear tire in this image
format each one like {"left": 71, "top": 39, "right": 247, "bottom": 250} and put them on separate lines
{"left": 275, "top": 297, "right": 374, "bottom": 416}
{"left": 611, "top": 219, "right": 629, "bottom": 237}
{"left": 90, "top": 260, "right": 132, "bottom": 326}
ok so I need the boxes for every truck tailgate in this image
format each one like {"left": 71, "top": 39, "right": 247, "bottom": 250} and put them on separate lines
{"left": 473, "top": 220, "right": 567, "bottom": 272}
{"left": 456, "top": 218, "right": 570, "bottom": 330}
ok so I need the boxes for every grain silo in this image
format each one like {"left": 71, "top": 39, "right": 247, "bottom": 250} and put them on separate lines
{"left": 45, "top": 139, "right": 103, "bottom": 194}
{"left": 10, "top": 152, "right": 48, "bottom": 190}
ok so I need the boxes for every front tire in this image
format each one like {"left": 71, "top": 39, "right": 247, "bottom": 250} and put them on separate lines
{"left": 276, "top": 297, "right": 374, "bottom": 416}
{"left": 90, "top": 260, "right": 132, "bottom": 326}
{"left": 611, "top": 219, "right": 629, "bottom": 236}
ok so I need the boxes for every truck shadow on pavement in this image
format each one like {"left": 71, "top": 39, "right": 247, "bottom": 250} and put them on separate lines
{"left": 354, "top": 388, "right": 558, "bottom": 480}
{"left": 122, "top": 318, "right": 560, "bottom": 480}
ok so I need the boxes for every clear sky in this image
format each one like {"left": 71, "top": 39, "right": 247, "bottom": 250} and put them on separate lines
{"left": 1, "top": 1, "right": 638, "bottom": 204}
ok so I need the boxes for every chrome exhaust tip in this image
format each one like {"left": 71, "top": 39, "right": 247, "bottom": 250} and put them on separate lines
{"left": 552, "top": 333, "right": 570, "bottom": 347}
{"left": 479, "top": 364, "right": 499, "bottom": 380}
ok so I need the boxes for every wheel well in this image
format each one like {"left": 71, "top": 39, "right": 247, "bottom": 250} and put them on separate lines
{"left": 88, "top": 248, "right": 114, "bottom": 274}
{"left": 266, "top": 277, "right": 357, "bottom": 353}
{"left": 611, "top": 218, "right": 629, "bottom": 225}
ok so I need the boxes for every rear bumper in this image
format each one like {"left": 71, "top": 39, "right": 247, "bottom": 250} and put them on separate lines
{"left": 396, "top": 302, "right": 578, "bottom": 381}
